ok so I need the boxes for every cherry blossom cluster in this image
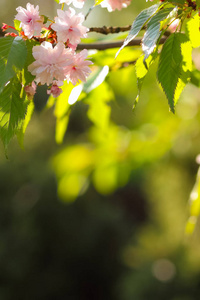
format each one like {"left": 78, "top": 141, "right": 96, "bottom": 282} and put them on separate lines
{"left": 2, "top": 0, "right": 137, "bottom": 99}
{"left": 14, "top": 2, "right": 92, "bottom": 98}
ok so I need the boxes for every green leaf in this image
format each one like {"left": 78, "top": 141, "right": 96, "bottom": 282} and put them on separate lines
{"left": 95, "top": 0, "right": 103, "bottom": 5}
{"left": 0, "top": 77, "right": 30, "bottom": 149}
{"left": 0, "top": 36, "right": 27, "bottom": 92}
{"left": 185, "top": 13, "right": 200, "bottom": 48}
{"left": 116, "top": 4, "right": 160, "bottom": 57}
{"left": 14, "top": 20, "right": 21, "bottom": 32}
{"left": 142, "top": 6, "right": 175, "bottom": 59}
{"left": 54, "top": 0, "right": 60, "bottom": 3}
{"left": 157, "top": 33, "right": 192, "bottom": 112}
{"left": 17, "top": 100, "right": 34, "bottom": 149}
{"left": 135, "top": 51, "right": 158, "bottom": 108}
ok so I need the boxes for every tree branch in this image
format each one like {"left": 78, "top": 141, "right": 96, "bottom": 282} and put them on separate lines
{"left": 89, "top": 25, "right": 131, "bottom": 35}
{"left": 77, "top": 36, "right": 167, "bottom": 51}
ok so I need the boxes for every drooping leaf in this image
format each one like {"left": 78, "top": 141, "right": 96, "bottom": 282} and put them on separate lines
{"left": 185, "top": 13, "right": 200, "bottom": 48}
{"left": 0, "top": 36, "right": 27, "bottom": 92}
{"left": 0, "top": 77, "right": 30, "bottom": 149}
{"left": 17, "top": 100, "right": 34, "bottom": 149}
{"left": 135, "top": 51, "right": 158, "bottom": 108}
{"left": 142, "top": 6, "right": 176, "bottom": 59}
{"left": 157, "top": 33, "right": 192, "bottom": 112}
{"left": 116, "top": 4, "right": 160, "bottom": 57}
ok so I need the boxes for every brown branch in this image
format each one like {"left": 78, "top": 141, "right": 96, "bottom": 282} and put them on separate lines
{"left": 89, "top": 25, "right": 131, "bottom": 35}
{"left": 77, "top": 36, "right": 168, "bottom": 51}
{"left": 89, "top": 25, "right": 171, "bottom": 37}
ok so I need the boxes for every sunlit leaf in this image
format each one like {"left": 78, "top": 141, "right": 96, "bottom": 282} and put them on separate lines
{"left": 17, "top": 100, "right": 34, "bottom": 149}
{"left": 142, "top": 6, "right": 175, "bottom": 59}
{"left": 54, "top": 82, "right": 74, "bottom": 144}
{"left": 14, "top": 20, "right": 21, "bottom": 32}
{"left": 85, "top": 82, "right": 114, "bottom": 131}
{"left": 116, "top": 4, "right": 160, "bottom": 57}
{"left": 95, "top": 0, "right": 103, "bottom": 5}
{"left": 135, "top": 51, "right": 158, "bottom": 107}
{"left": 157, "top": 33, "right": 192, "bottom": 112}
{"left": 0, "top": 77, "right": 30, "bottom": 149}
{"left": 185, "top": 13, "right": 200, "bottom": 48}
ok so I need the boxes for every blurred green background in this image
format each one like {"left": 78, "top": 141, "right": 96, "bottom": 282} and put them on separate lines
{"left": 1, "top": 1, "right": 200, "bottom": 299}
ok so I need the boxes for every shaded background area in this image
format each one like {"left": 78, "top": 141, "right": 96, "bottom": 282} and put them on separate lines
{"left": 1, "top": 1, "right": 200, "bottom": 299}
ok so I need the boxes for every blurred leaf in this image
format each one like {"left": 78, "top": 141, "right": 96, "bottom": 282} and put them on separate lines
{"left": 190, "top": 69, "right": 200, "bottom": 87}
{"left": 90, "top": 48, "right": 141, "bottom": 68}
{"left": 53, "top": 144, "right": 93, "bottom": 176}
{"left": 54, "top": 81, "right": 74, "bottom": 144}
{"left": 185, "top": 13, "right": 200, "bottom": 48}
{"left": 57, "top": 173, "right": 88, "bottom": 202}
{"left": 93, "top": 164, "right": 118, "bottom": 195}
{"left": 83, "top": 66, "right": 109, "bottom": 94}
{"left": 186, "top": 167, "right": 200, "bottom": 234}
{"left": 85, "top": 82, "right": 114, "bottom": 131}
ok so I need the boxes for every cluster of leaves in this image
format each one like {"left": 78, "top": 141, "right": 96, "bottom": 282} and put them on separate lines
{"left": 117, "top": 0, "right": 200, "bottom": 112}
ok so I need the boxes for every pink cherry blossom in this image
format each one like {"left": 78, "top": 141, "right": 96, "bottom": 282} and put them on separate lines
{"left": 28, "top": 42, "right": 72, "bottom": 85}
{"left": 64, "top": 49, "right": 92, "bottom": 85}
{"left": 100, "top": 0, "right": 131, "bottom": 12}
{"left": 51, "top": 8, "right": 88, "bottom": 47}
{"left": 47, "top": 81, "right": 63, "bottom": 98}
{"left": 24, "top": 81, "right": 36, "bottom": 99}
{"left": 59, "top": 0, "right": 85, "bottom": 8}
{"left": 15, "top": 3, "right": 43, "bottom": 38}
